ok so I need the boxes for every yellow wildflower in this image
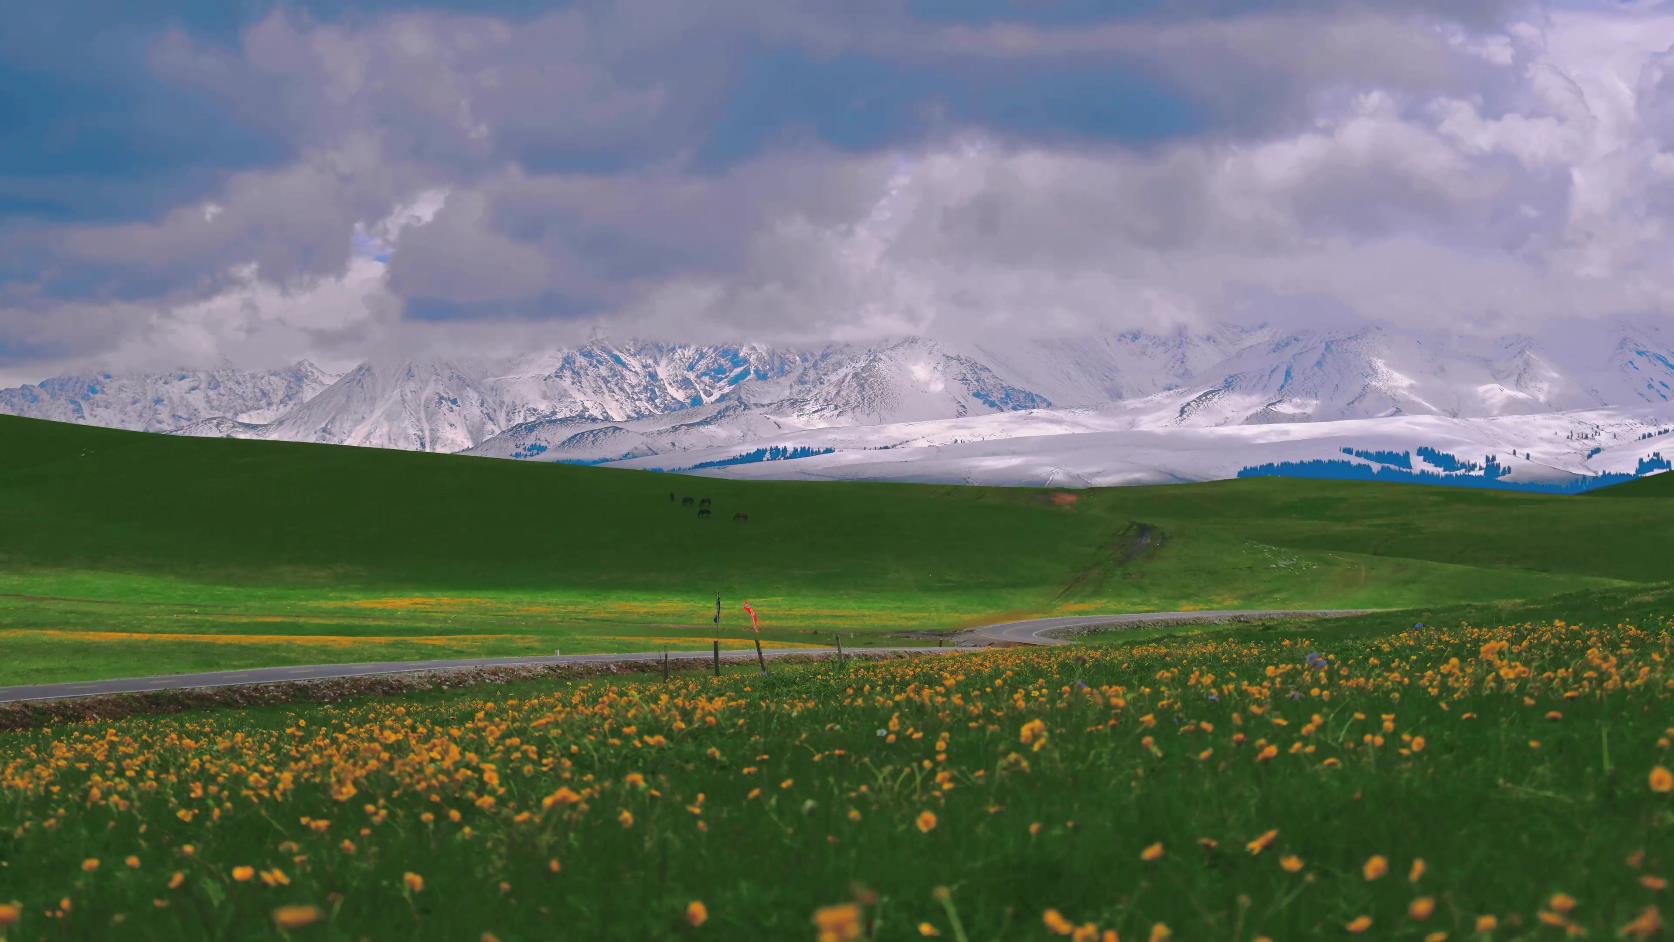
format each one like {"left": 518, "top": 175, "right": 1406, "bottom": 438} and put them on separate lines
{"left": 543, "top": 787, "right": 582, "bottom": 809}
{"left": 1651, "top": 766, "right": 1673, "bottom": 794}
{"left": 813, "top": 903, "right": 863, "bottom": 942}
{"left": 1246, "top": 829, "right": 1279, "bottom": 855}
{"left": 273, "top": 905, "right": 323, "bottom": 929}
{"left": 1619, "top": 907, "right": 1663, "bottom": 940}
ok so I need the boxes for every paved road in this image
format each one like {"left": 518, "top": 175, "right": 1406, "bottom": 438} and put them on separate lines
{"left": 959, "top": 609, "right": 1373, "bottom": 646}
{"left": 0, "top": 609, "right": 1371, "bottom": 705}
{"left": 0, "top": 647, "right": 955, "bottom": 705}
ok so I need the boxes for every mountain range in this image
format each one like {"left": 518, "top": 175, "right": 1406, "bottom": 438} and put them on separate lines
{"left": 5, "top": 320, "right": 1674, "bottom": 489}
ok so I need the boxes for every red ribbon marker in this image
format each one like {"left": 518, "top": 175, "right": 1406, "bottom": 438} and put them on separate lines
{"left": 743, "top": 602, "right": 766, "bottom": 672}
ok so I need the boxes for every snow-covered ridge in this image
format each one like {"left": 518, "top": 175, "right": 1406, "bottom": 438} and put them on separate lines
{"left": 611, "top": 404, "right": 1674, "bottom": 491}
{"left": 0, "top": 361, "right": 339, "bottom": 435}
{"left": 6, "top": 321, "right": 1674, "bottom": 488}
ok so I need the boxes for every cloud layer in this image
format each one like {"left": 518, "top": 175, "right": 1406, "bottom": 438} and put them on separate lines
{"left": 4, "top": 1, "right": 1674, "bottom": 379}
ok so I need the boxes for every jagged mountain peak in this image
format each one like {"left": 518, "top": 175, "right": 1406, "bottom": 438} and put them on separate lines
{"left": 0, "top": 359, "right": 338, "bottom": 433}
{"left": 3, "top": 324, "right": 1674, "bottom": 472}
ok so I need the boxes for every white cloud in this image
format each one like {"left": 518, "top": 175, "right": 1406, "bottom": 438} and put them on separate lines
{"left": 10, "top": 1, "right": 1674, "bottom": 382}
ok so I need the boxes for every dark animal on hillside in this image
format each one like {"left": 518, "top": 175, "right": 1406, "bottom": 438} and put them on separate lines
{"left": 681, "top": 496, "right": 694, "bottom": 507}
{"left": 668, "top": 491, "right": 675, "bottom": 502}
{"left": 697, "top": 507, "right": 712, "bottom": 518}
{"left": 698, "top": 497, "right": 712, "bottom": 508}
{"left": 733, "top": 512, "right": 749, "bottom": 522}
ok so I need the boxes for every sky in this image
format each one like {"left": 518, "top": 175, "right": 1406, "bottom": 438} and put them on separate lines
{"left": 4, "top": 0, "right": 1674, "bottom": 382}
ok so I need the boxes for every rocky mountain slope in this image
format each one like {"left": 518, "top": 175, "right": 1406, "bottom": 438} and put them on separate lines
{"left": 7, "top": 320, "right": 1674, "bottom": 488}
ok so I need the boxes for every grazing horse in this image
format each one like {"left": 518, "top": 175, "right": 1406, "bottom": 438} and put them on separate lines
{"left": 698, "top": 497, "right": 712, "bottom": 508}
{"left": 697, "top": 507, "right": 712, "bottom": 518}
{"left": 681, "top": 496, "right": 695, "bottom": 507}
{"left": 732, "top": 512, "right": 749, "bottom": 522}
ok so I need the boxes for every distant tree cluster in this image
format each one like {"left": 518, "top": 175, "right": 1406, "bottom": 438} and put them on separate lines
{"left": 1237, "top": 442, "right": 1664, "bottom": 494}
{"left": 1340, "top": 447, "right": 1412, "bottom": 469}
{"left": 1637, "top": 452, "right": 1671, "bottom": 476}
{"left": 685, "top": 445, "right": 836, "bottom": 471}
{"left": 1414, "top": 446, "right": 1494, "bottom": 474}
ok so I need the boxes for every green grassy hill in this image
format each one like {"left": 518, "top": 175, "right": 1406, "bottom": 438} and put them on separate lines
{"left": 1588, "top": 467, "right": 1674, "bottom": 497}
{"left": 2, "top": 414, "right": 1671, "bottom": 684}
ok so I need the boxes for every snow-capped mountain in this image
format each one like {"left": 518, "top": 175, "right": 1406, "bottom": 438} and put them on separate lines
{"left": 6, "top": 319, "right": 1674, "bottom": 489}
{"left": 598, "top": 404, "right": 1674, "bottom": 490}
{"left": 777, "top": 339, "right": 1050, "bottom": 425}
{"left": 1163, "top": 327, "right": 1603, "bottom": 426}
{"left": 1594, "top": 323, "right": 1674, "bottom": 405}
{"left": 485, "top": 341, "right": 810, "bottom": 427}
{"left": 0, "top": 361, "right": 338, "bottom": 434}
{"left": 970, "top": 326, "right": 1256, "bottom": 406}
{"left": 256, "top": 360, "right": 513, "bottom": 453}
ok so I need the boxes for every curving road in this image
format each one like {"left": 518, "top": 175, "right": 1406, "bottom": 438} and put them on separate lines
{"left": 959, "top": 609, "right": 1372, "bottom": 646}
{"left": 0, "top": 609, "right": 1370, "bottom": 705}
{"left": 0, "top": 648, "right": 949, "bottom": 705}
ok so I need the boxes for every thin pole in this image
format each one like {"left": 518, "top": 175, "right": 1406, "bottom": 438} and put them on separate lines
{"left": 712, "top": 640, "right": 720, "bottom": 678}
{"left": 662, "top": 649, "right": 669, "bottom": 682}
{"left": 836, "top": 634, "right": 844, "bottom": 666}
{"left": 754, "top": 637, "right": 767, "bottom": 673}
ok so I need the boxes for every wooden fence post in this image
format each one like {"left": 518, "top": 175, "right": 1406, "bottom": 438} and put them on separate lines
{"left": 754, "top": 637, "right": 767, "bottom": 674}
{"left": 712, "top": 641, "right": 720, "bottom": 678}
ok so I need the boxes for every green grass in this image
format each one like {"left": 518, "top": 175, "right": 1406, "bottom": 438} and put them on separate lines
{"left": 1588, "top": 469, "right": 1674, "bottom": 497}
{"left": 3, "top": 414, "right": 1673, "bottom": 685}
{"left": 1073, "top": 583, "right": 1674, "bottom": 650}
{"left": 0, "top": 617, "right": 1667, "bottom": 939}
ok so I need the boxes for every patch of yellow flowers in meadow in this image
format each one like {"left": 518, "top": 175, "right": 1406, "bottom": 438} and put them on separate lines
{"left": 0, "top": 619, "right": 1670, "bottom": 939}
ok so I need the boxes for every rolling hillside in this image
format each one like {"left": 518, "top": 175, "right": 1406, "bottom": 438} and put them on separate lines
{"left": 1, "top": 414, "right": 1671, "bottom": 685}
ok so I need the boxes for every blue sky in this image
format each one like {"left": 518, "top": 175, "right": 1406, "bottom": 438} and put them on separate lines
{"left": 1, "top": 0, "right": 1672, "bottom": 379}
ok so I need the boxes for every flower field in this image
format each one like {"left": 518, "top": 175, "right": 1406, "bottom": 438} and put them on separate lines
{"left": 1, "top": 619, "right": 1671, "bottom": 940}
